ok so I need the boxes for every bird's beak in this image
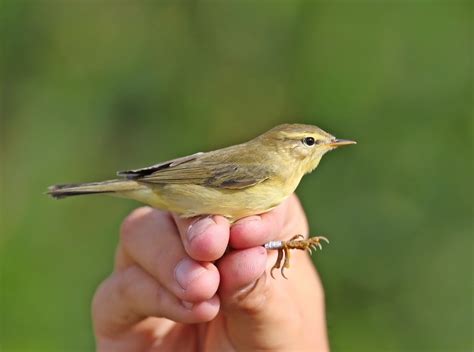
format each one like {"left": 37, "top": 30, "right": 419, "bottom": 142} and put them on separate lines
{"left": 327, "top": 139, "right": 357, "bottom": 147}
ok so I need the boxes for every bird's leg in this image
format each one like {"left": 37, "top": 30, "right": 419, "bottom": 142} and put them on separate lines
{"left": 270, "top": 247, "right": 284, "bottom": 279}
{"left": 264, "top": 235, "right": 329, "bottom": 279}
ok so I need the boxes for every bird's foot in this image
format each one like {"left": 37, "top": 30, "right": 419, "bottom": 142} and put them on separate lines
{"left": 264, "top": 235, "right": 329, "bottom": 279}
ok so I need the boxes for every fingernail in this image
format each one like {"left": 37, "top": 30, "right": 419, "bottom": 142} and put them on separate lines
{"left": 175, "top": 258, "right": 206, "bottom": 290}
{"left": 234, "top": 215, "right": 261, "bottom": 226}
{"left": 181, "top": 300, "right": 194, "bottom": 310}
{"left": 187, "top": 217, "right": 215, "bottom": 242}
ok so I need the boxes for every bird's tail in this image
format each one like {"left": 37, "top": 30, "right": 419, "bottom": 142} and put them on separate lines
{"left": 47, "top": 179, "right": 139, "bottom": 199}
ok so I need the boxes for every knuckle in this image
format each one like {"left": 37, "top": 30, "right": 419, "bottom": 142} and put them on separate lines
{"left": 120, "top": 207, "right": 153, "bottom": 242}
{"left": 116, "top": 265, "right": 141, "bottom": 300}
{"left": 149, "top": 290, "right": 165, "bottom": 317}
{"left": 117, "top": 266, "right": 165, "bottom": 318}
{"left": 116, "top": 265, "right": 164, "bottom": 303}
{"left": 91, "top": 276, "right": 112, "bottom": 317}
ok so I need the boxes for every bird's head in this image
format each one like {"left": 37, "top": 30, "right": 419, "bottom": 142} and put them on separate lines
{"left": 258, "top": 123, "right": 356, "bottom": 174}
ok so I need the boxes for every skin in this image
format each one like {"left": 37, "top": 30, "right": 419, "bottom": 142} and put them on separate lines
{"left": 92, "top": 194, "right": 329, "bottom": 351}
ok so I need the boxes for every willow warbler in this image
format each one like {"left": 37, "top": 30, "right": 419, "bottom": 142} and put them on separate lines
{"left": 48, "top": 123, "right": 355, "bottom": 277}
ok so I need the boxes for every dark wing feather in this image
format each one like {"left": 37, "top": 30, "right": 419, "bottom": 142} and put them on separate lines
{"left": 201, "top": 163, "right": 271, "bottom": 189}
{"left": 117, "top": 152, "right": 204, "bottom": 178}
{"left": 118, "top": 150, "right": 271, "bottom": 190}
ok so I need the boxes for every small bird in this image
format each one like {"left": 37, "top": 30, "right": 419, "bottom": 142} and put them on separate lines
{"left": 48, "top": 123, "right": 355, "bottom": 278}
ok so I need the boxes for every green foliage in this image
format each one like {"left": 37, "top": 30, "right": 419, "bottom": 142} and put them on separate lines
{"left": 1, "top": 1, "right": 472, "bottom": 351}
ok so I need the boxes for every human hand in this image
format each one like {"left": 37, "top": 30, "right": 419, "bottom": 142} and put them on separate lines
{"left": 92, "top": 194, "right": 329, "bottom": 351}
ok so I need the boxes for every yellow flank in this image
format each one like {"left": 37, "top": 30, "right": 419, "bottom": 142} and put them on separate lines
{"left": 119, "top": 176, "right": 295, "bottom": 221}
{"left": 48, "top": 123, "right": 356, "bottom": 221}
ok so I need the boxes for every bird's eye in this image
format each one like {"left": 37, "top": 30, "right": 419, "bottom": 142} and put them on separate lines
{"left": 302, "top": 137, "right": 316, "bottom": 146}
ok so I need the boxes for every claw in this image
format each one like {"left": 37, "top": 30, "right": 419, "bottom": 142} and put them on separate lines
{"left": 277, "top": 247, "right": 291, "bottom": 279}
{"left": 270, "top": 248, "right": 284, "bottom": 279}
{"left": 319, "top": 236, "right": 330, "bottom": 244}
{"left": 266, "top": 234, "right": 330, "bottom": 279}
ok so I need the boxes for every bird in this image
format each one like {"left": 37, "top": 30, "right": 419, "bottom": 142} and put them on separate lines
{"left": 48, "top": 123, "right": 356, "bottom": 278}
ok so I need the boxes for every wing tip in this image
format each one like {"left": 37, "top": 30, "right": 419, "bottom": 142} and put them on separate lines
{"left": 116, "top": 170, "right": 145, "bottom": 179}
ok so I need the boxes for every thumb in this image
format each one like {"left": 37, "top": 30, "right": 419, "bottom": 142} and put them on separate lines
{"left": 217, "top": 247, "right": 299, "bottom": 350}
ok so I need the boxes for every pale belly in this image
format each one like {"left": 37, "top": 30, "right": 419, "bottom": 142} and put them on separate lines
{"left": 120, "top": 179, "right": 297, "bottom": 221}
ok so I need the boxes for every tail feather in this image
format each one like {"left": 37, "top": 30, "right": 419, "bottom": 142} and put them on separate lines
{"left": 47, "top": 180, "right": 137, "bottom": 199}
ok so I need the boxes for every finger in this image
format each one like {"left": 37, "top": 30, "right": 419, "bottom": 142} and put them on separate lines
{"left": 217, "top": 246, "right": 268, "bottom": 293}
{"left": 217, "top": 247, "right": 294, "bottom": 349}
{"left": 172, "top": 214, "right": 230, "bottom": 262}
{"left": 217, "top": 247, "right": 322, "bottom": 350}
{"left": 230, "top": 194, "right": 309, "bottom": 249}
{"left": 118, "top": 207, "right": 219, "bottom": 302}
{"left": 92, "top": 265, "right": 220, "bottom": 338}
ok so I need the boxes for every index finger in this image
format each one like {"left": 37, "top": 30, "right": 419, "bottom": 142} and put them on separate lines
{"left": 172, "top": 214, "right": 230, "bottom": 262}
{"left": 229, "top": 194, "right": 309, "bottom": 249}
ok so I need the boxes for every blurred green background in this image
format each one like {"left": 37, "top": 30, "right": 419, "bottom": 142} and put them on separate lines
{"left": 1, "top": 1, "right": 472, "bottom": 351}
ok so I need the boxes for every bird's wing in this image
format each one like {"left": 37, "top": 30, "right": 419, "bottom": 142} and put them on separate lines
{"left": 117, "top": 151, "right": 271, "bottom": 190}
{"left": 117, "top": 152, "right": 205, "bottom": 178}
